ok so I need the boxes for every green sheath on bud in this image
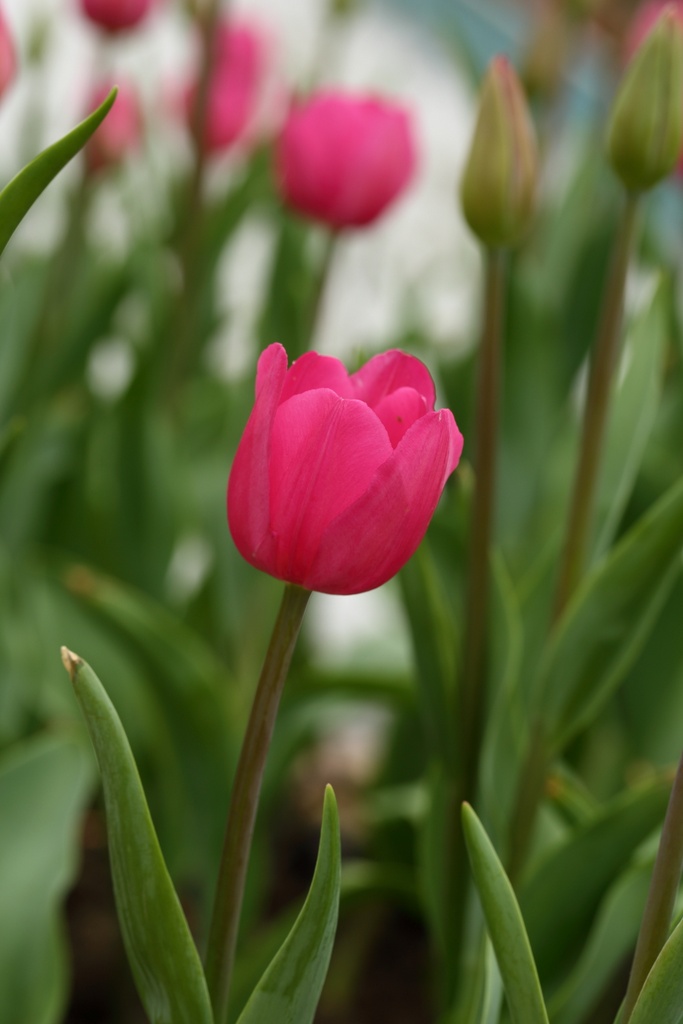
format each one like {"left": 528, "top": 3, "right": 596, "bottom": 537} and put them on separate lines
{"left": 607, "top": 7, "right": 683, "bottom": 192}
{"left": 461, "top": 56, "right": 538, "bottom": 249}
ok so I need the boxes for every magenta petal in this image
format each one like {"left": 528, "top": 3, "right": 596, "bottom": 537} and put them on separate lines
{"left": 280, "top": 352, "right": 354, "bottom": 403}
{"left": 269, "top": 390, "right": 393, "bottom": 583}
{"left": 373, "top": 386, "right": 428, "bottom": 448}
{"left": 227, "top": 344, "right": 287, "bottom": 570}
{"left": 305, "top": 409, "right": 464, "bottom": 594}
{"left": 350, "top": 350, "right": 436, "bottom": 410}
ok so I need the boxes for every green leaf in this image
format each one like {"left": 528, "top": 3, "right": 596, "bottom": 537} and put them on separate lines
{"left": 628, "top": 912, "right": 683, "bottom": 1024}
{"left": 236, "top": 785, "right": 341, "bottom": 1024}
{"left": 520, "top": 775, "right": 670, "bottom": 982}
{"left": 63, "top": 647, "right": 213, "bottom": 1024}
{"left": 539, "top": 475, "right": 683, "bottom": 747}
{"left": 0, "top": 731, "right": 93, "bottom": 1024}
{"left": 548, "top": 864, "right": 655, "bottom": 1024}
{"left": 594, "top": 277, "right": 668, "bottom": 556}
{"left": 0, "top": 89, "right": 116, "bottom": 258}
{"left": 462, "top": 804, "right": 550, "bottom": 1024}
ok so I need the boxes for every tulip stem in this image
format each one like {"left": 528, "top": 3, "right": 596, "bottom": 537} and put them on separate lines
{"left": 507, "top": 191, "right": 640, "bottom": 884}
{"left": 621, "top": 752, "right": 683, "bottom": 1023}
{"left": 449, "top": 247, "right": 505, "bottom": 996}
{"left": 165, "top": 0, "right": 222, "bottom": 411}
{"left": 205, "top": 583, "right": 311, "bottom": 1024}
{"left": 459, "top": 247, "right": 505, "bottom": 802}
{"left": 553, "top": 190, "right": 639, "bottom": 619}
{"left": 308, "top": 230, "right": 338, "bottom": 350}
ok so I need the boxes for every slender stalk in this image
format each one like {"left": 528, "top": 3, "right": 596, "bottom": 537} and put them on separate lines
{"left": 205, "top": 583, "right": 311, "bottom": 1024}
{"left": 164, "top": 0, "right": 222, "bottom": 409}
{"left": 458, "top": 247, "right": 505, "bottom": 801}
{"left": 307, "top": 230, "right": 338, "bottom": 350}
{"left": 507, "top": 192, "right": 640, "bottom": 883}
{"left": 621, "top": 753, "right": 683, "bottom": 1024}
{"left": 448, "top": 248, "right": 505, "bottom": 997}
{"left": 553, "top": 191, "right": 639, "bottom": 619}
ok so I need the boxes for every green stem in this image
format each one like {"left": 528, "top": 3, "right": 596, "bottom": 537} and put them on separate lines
{"left": 449, "top": 247, "right": 505, "bottom": 997}
{"left": 458, "top": 247, "right": 505, "bottom": 802}
{"left": 307, "top": 230, "right": 338, "bottom": 351}
{"left": 205, "top": 583, "right": 311, "bottom": 1024}
{"left": 508, "top": 192, "right": 640, "bottom": 884}
{"left": 164, "top": 0, "right": 222, "bottom": 410}
{"left": 553, "top": 191, "right": 639, "bottom": 619}
{"left": 621, "top": 752, "right": 683, "bottom": 1024}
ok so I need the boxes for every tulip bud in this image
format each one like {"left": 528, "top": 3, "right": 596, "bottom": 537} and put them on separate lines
{"left": 460, "top": 56, "right": 538, "bottom": 249}
{"left": 0, "top": 7, "right": 16, "bottom": 101}
{"left": 607, "top": 6, "right": 683, "bottom": 192}
{"left": 80, "top": 0, "right": 155, "bottom": 33}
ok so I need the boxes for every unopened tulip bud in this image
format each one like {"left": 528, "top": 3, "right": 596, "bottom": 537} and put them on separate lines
{"left": 460, "top": 56, "right": 538, "bottom": 249}
{"left": 607, "top": 6, "right": 683, "bottom": 191}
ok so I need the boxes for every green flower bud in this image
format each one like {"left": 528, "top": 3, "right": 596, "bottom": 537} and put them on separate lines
{"left": 460, "top": 57, "right": 538, "bottom": 249}
{"left": 607, "top": 6, "right": 683, "bottom": 192}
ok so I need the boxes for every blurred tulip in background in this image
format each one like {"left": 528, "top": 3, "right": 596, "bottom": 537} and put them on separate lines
{"left": 0, "top": 6, "right": 15, "bottom": 101}
{"left": 80, "top": 0, "right": 156, "bottom": 33}
{"left": 275, "top": 91, "right": 417, "bottom": 228}
{"left": 84, "top": 81, "right": 142, "bottom": 173}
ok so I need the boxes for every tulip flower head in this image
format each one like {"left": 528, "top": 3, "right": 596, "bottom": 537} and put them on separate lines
{"left": 80, "top": 0, "right": 155, "bottom": 32}
{"left": 275, "top": 91, "right": 417, "bottom": 229}
{"left": 84, "top": 82, "right": 142, "bottom": 174}
{"left": 0, "top": 7, "right": 16, "bottom": 101}
{"left": 228, "top": 344, "right": 463, "bottom": 595}
{"left": 185, "top": 20, "right": 270, "bottom": 154}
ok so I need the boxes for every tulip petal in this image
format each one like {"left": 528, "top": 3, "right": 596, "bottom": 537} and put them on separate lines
{"left": 373, "top": 386, "right": 428, "bottom": 448}
{"left": 269, "top": 391, "right": 393, "bottom": 583}
{"left": 280, "top": 352, "right": 354, "bottom": 403}
{"left": 350, "top": 350, "right": 436, "bottom": 410}
{"left": 306, "top": 409, "right": 463, "bottom": 594}
{"left": 227, "top": 344, "right": 287, "bottom": 569}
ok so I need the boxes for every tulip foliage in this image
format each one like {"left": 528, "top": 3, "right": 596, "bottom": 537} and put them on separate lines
{"left": 2, "top": 3, "right": 683, "bottom": 1024}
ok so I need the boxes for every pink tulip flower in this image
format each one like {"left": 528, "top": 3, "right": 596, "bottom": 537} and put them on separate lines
{"left": 80, "top": 0, "right": 155, "bottom": 33}
{"left": 228, "top": 344, "right": 462, "bottom": 595}
{"left": 0, "top": 7, "right": 16, "bottom": 101}
{"left": 275, "top": 91, "right": 417, "bottom": 229}
{"left": 84, "top": 82, "right": 142, "bottom": 174}
{"left": 185, "top": 20, "right": 270, "bottom": 154}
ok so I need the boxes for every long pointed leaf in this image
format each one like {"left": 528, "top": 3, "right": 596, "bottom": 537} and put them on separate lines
{"left": 0, "top": 89, "right": 116, "bottom": 257}
{"left": 62, "top": 647, "right": 213, "bottom": 1024}
{"left": 236, "top": 785, "right": 341, "bottom": 1024}
{"left": 462, "top": 803, "right": 549, "bottom": 1024}
{"left": 628, "top": 913, "right": 683, "bottom": 1024}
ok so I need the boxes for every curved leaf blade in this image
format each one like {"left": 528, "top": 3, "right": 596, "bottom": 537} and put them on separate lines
{"left": 62, "top": 647, "right": 213, "bottom": 1024}
{"left": 0, "top": 732, "right": 93, "bottom": 1024}
{"left": 462, "top": 803, "right": 549, "bottom": 1024}
{"left": 628, "top": 914, "right": 683, "bottom": 1024}
{"left": 540, "top": 475, "right": 683, "bottom": 746}
{"left": 0, "top": 89, "right": 116, "bottom": 258}
{"left": 236, "top": 785, "right": 341, "bottom": 1024}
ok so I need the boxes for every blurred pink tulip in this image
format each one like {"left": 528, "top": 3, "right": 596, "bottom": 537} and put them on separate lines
{"left": 80, "top": 0, "right": 155, "bottom": 33}
{"left": 0, "top": 7, "right": 16, "bottom": 101}
{"left": 185, "top": 20, "right": 270, "bottom": 154}
{"left": 228, "top": 344, "right": 462, "bottom": 595}
{"left": 85, "top": 82, "right": 142, "bottom": 173}
{"left": 275, "top": 91, "right": 417, "bottom": 229}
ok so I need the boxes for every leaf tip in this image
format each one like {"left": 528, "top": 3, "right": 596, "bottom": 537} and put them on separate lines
{"left": 60, "top": 646, "right": 83, "bottom": 682}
